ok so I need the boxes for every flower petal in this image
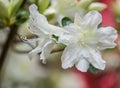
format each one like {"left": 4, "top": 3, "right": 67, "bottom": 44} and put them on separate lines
{"left": 48, "top": 24, "right": 63, "bottom": 36}
{"left": 86, "top": 47, "right": 106, "bottom": 70}
{"left": 58, "top": 23, "right": 78, "bottom": 45}
{"left": 29, "top": 4, "right": 49, "bottom": 35}
{"left": 96, "top": 27, "right": 117, "bottom": 50}
{"left": 40, "top": 40, "right": 55, "bottom": 64}
{"left": 29, "top": 46, "right": 42, "bottom": 60}
{"left": 61, "top": 45, "right": 80, "bottom": 69}
{"left": 29, "top": 4, "right": 63, "bottom": 36}
{"left": 82, "top": 11, "right": 102, "bottom": 29}
{"left": 28, "top": 37, "right": 49, "bottom": 60}
{"left": 59, "top": 32, "right": 78, "bottom": 46}
{"left": 74, "top": 9, "right": 86, "bottom": 26}
{"left": 75, "top": 59, "right": 89, "bottom": 72}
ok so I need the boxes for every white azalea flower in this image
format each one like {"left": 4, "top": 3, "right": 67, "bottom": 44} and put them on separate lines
{"left": 59, "top": 11, "right": 117, "bottom": 72}
{"left": 28, "top": 4, "right": 63, "bottom": 63}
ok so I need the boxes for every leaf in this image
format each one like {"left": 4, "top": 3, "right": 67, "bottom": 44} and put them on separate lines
{"left": 15, "top": 9, "right": 29, "bottom": 25}
{"left": 61, "top": 17, "right": 73, "bottom": 27}
{"left": 16, "top": 9, "right": 29, "bottom": 17}
{"left": 52, "top": 34, "right": 59, "bottom": 41}
{"left": 89, "top": 64, "right": 99, "bottom": 74}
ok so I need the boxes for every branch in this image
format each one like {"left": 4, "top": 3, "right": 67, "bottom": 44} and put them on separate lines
{"left": 0, "top": 25, "right": 18, "bottom": 70}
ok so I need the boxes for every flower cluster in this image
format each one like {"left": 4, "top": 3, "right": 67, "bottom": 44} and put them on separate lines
{"left": 28, "top": 4, "right": 117, "bottom": 72}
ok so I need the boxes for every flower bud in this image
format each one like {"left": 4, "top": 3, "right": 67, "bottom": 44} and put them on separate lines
{"left": 38, "top": 0, "right": 50, "bottom": 13}
{"left": 88, "top": 2, "right": 107, "bottom": 11}
{"left": 77, "top": 0, "right": 93, "bottom": 9}
{"left": 30, "top": 0, "right": 50, "bottom": 13}
{"left": 0, "top": 0, "right": 23, "bottom": 19}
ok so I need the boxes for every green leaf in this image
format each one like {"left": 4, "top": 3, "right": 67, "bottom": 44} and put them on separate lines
{"left": 61, "top": 17, "right": 73, "bottom": 27}
{"left": 89, "top": 64, "right": 99, "bottom": 74}
{"left": 52, "top": 34, "right": 59, "bottom": 41}
{"left": 16, "top": 9, "right": 29, "bottom": 17}
{"left": 15, "top": 9, "right": 29, "bottom": 25}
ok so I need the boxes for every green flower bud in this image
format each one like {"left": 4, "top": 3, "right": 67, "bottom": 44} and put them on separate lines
{"left": 0, "top": 0, "right": 9, "bottom": 18}
{"left": 88, "top": 2, "right": 107, "bottom": 11}
{"left": 0, "top": 0, "right": 23, "bottom": 19}
{"left": 77, "top": 0, "right": 93, "bottom": 9}
{"left": 30, "top": 0, "right": 50, "bottom": 13}
{"left": 9, "top": 0, "right": 23, "bottom": 18}
{"left": 38, "top": 0, "right": 50, "bottom": 13}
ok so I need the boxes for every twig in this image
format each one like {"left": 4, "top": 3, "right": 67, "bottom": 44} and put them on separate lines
{"left": 0, "top": 25, "right": 18, "bottom": 71}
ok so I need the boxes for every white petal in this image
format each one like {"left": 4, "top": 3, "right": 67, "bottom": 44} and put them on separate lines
{"left": 58, "top": 33, "right": 76, "bottom": 45}
{"left": 28, "top": 37, "right": 49, "bottom": 60}
{"left": 63, "top": 23, "right": 80, "bottom": 33}
{"left": 58, "top": 24, "right": 78, "bottom": 45}
{"left": 86, "top": 48, "right": 105, "bottom": 70}
{"left": 82, "top": 11, "right": 102, "bottom": 29}
{"left": 61, "top": 45, "right": 80, "bottom": 69}
{"left": 74, "top": 9, "right": 86, "bottom": 26}
{"left": 28, "top": 17, "right": 44, "bottom": 36}
{"left": 96, "top": 27, "right": 117, "bottom": 50}
{"left": 40, "top": 40, "right": 55, "bottom": 64}
{"left": 75, "top": 59, "right": 89, "bottom": 72}
{"left": 29, "top": 4, "right": 63, "bottom": 36}
{"left": 29, "top": 4, "right": 49, "bottom": 35}
{"left": 48, "top": 24, "right": 63, "bottom": 36}
{"left": 29, "top": 46, "right": 42, "bottom": 60}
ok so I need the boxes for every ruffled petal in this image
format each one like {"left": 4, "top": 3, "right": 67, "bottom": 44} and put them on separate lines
{"left": 29, "top": 46, "right": 42, "bottom": 60}
{"left": 86, "top": 47, "right": 106, "bottom": 70}
{"left": 96, "top": 27, "right": 117, "bottom": 50}
{"left": 48, "top": 24, "right": 63, "bottom": 36}
{"left": 82, "top": 11, "right": 102, "bottom": 29}
{"left": 29, "top": 4, "right": 48, "bottom": 35}
{"left": 58, "top": 23, "right": 78, "bottom": 45}
{"left": 29, "top": 4, "right": 63, "bottom": 36}
{"left": 64, "top": 23, "right": 80, "bottom": 33}
{"left": 61, "top": 45, "right": 80, "bottom": 69}
{"left": 40, "top": 40, "right": 55, "bottom": 64}
{"left": 75, "top": 59, "right": 89, "bottom": 72}
{"left": 74, "top": 9, "right": 86, "bottom": 26}
{"left": 28, "top": 37, "right": 49, "bottom": 60}
{"left": 58, "top": 32, "right": 78, "bottom": 45}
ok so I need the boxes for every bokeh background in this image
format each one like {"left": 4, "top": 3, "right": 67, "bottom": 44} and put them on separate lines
{"left": 0, "top": 0, "right": 120, "bottom": 88}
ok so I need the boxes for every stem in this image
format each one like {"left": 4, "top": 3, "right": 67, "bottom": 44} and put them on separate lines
{"left": 0, "top": 25, "right": 18, "bottom": 87}
{"left": 0, "top": 25, "right": 18, "bottom": 71}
